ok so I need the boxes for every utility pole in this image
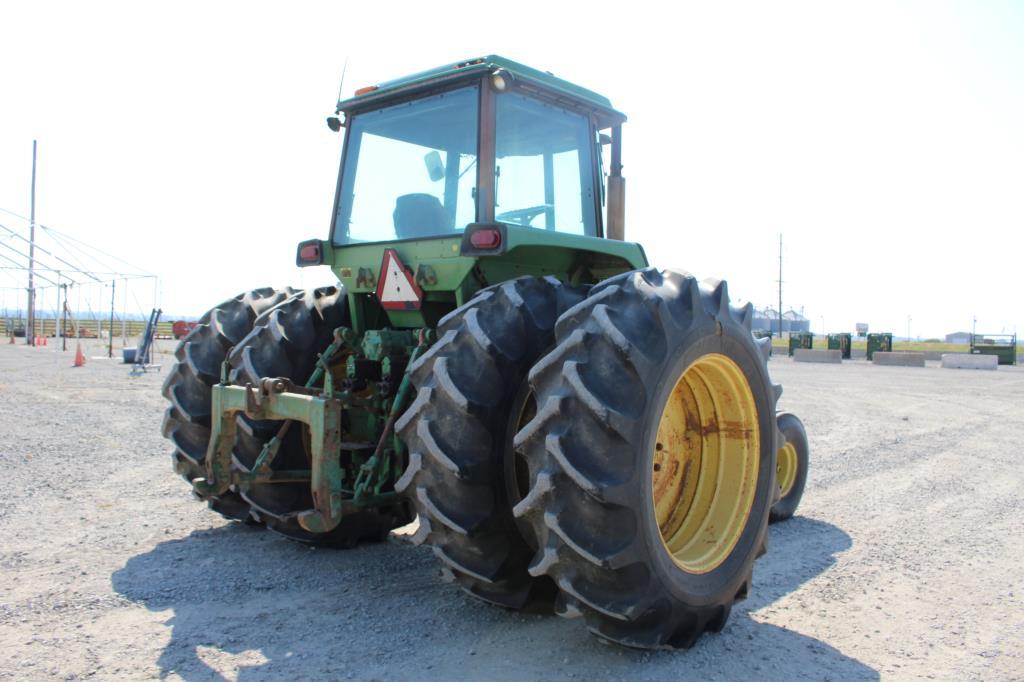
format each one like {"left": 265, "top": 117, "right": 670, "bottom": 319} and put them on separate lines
{"left": 777, "top": 234, "right": 783, "bottom": 340}
{"left": 108, "top": 280, "right": 116, "bottom": 359}
{"left": 27, "top": 140, "right": 37, "bottom": 345}
{"left": 61, "top": 283, "right": 69, "bottom": 351}
{"left": 121, "top": 277, "right": 127, "bottom": 345}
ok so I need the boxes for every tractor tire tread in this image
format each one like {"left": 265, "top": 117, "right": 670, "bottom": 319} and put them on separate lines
{"left": 396, "top": 276, "right": 586, "bottom": 610}
{"left": 161, "top": 287, "right": 297, "bottom": 522}
{"left": 770, "top": 411, "right": 809, "bottom": 522}
{"left": 514, "top": 268, "right": 778, "bottom": 649}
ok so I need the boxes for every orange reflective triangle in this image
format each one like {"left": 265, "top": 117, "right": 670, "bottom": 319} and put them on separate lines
{"left": 375, "top": 249, "right": 423, "bottom": 310}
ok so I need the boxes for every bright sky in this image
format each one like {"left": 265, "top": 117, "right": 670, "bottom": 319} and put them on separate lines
{"left": 1, "top": 1, "right": 1021, "bottom": 339}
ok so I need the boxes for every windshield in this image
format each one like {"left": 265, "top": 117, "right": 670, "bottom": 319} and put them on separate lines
{"left": 494, "top": 93, "right": 597, "bottom": 236}
{"left": 333, "top": 85, "right": 479, "bottom": 245}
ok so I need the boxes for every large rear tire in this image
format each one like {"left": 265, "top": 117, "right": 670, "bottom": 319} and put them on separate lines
{"left": 514, "top": 269, "right": 780, "bottom": 648}
{"left": 395, "top": 276, "right": 586, "bottom": 610}
{"left": 161, "top": 287, "right": 296, "bottom": 521}
{"left": 229, "top": 285, "right": 410, "bottom": 547}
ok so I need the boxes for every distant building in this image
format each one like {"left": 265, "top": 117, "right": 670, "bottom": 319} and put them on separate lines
{"left": 945, "top": 331, "right": 971, "bottom": 344}
{"left": 752, "top": 307, "right": 810, "bottom": 334}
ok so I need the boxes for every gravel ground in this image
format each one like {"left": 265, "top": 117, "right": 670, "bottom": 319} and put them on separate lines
{"left": 0, "top": 337, "right": 1022, "bottom": 680}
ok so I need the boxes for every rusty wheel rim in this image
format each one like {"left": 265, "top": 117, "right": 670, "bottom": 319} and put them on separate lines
{"left": 652, "top": 353, "right": 760, "bottom": 574}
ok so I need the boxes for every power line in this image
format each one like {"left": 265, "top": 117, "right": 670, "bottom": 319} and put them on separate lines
{"left": 0, "top": 221, "right": 99, "bottom": 282}
{"left": 41, "top": 226, "right": 133, "bottom": 278}
{"left": 0, "top": 252, "right": 59, "bottom": 286}
{"left": 0, "top": 269, "right": 25, "bottom": 285}
{"left": 32, "top": 227, "right": 97, "bottom": 276}
{"left": 0, "top": 238, "right": 82, "bottom": 285}
{"left": 0, "top": 206, "right": 152, "bottom": 276}
{"left": 41, "top": 224, "right": 153, "bottom": 276}
{"left": 0, "top": 222, "right": 154, "bottom": 283}
{"left": 0, "top": 265, "right": 149, "bottom": 278}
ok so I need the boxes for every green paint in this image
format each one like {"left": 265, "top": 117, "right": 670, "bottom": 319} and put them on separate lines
{"left": 827, "top": 333, "right": 852, "bottom": 359}
{"left": 866, "top": 333, "right": 893, "bottom": 361}
{"left": 788, "top": 332, "right": 814, "bottom": 356}
{"left": 970, "top": 333, "right": 1017, "bottom": 365}
{"left": 361, "top": 329, "right": 417, "bottom": 362}
{"left": 338, "top": 55, "right": 625, "bottom": 126}
{"left": 323, "top": 226, "right": 646, "bottom": 329}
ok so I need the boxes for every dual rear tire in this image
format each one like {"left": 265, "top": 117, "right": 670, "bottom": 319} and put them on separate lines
{"left": 161, "top": 285, "right": 408, "bottom": 547}
{"left": 401, "top": 269, "right": 783, "bottom": 648}
{"left": 161, "top": 287, "right": 297, "bottom": 521}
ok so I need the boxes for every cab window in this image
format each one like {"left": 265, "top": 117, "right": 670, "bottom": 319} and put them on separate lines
{"left": 494, "top": 93, "right": 597, "bottom": 236}
{"left": 334, "top": 86, "right": 479, "bottom": 245}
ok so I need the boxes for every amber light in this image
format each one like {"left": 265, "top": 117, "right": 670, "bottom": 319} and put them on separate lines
{"left": 470, "top": 228, "right": 501, "bottom": 249}
{"left": 299, "top": 244, "right": 321, "bottom": 262}
{"left": 354, "top": 85, "right": 378, "bottom": 96}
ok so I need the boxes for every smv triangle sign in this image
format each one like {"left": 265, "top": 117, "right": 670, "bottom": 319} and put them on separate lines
{"left": 375, "top": 248, "right": 423, "bottom": 310}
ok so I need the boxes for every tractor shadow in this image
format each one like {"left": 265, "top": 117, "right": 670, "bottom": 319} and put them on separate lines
{"left": 112, "top": 516, "right": 874, "bottom": 680}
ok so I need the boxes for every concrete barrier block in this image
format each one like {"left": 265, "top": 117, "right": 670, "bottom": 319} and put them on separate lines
{"left": 872, "top": 351, "right": 926, "bottom": 367}
{"left": 793, "top": 349, "right": 842, "bottom": 364}
{"left": 941, "top": 353, "right": 998, "bottom": 370}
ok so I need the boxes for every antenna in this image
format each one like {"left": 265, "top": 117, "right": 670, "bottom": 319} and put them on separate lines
{"left": 335, "top": 57, "right": 349, "bottom": 105}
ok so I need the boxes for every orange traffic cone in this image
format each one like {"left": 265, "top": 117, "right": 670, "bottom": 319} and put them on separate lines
{"left": 42, "top": 336, "right": 47, "bottom": 346}
{"left": 73, "top": 342, "right": 86, "bottom": 367}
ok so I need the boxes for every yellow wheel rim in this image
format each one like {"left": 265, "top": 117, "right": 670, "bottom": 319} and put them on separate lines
{"left": 652, "top": 353, "right": 760, "bottom": 575}
{"left": 776, "top": 441, "right": 798, "bottom": 498}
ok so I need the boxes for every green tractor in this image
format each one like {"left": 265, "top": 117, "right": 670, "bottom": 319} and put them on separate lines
{"left": 161, "top": 56, "right": 808, "bottom": 649}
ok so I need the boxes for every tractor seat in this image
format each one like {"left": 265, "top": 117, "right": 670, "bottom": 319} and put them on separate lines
{"left": 393, "top": 193, "right": 451, "bottom": 240}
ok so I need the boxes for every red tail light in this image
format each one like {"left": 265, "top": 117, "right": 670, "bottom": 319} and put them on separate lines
{"left": 296, "top": 240, "right": 325, "bottom": 267}
{"left": 299, "top": 244, "right": 321, "bottom": 262}
{"left": 470, "top": 228, "right": 501, "bottom": 249}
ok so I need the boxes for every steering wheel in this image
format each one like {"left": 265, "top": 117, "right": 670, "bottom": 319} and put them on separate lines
{"left": 496, "top": 204, "right": 552, "bottom": 226}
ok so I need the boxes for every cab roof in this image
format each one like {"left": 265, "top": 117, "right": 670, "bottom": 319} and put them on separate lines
{"left": 337, "top": 55, "right": 626, "bottom": 127}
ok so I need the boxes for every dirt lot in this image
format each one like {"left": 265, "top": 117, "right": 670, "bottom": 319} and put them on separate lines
{"left": 1, "top": 338, "right": 1022, "bottom": 680}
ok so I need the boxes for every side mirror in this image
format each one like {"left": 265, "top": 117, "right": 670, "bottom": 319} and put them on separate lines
{"left": 424, "top": 151, "right": 445, "bottom": 182}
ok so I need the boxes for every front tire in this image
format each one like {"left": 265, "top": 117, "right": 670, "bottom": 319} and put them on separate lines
{"left": 770, "top": 412, "right": 808, "bottom": 522}
{"left": 514, "top": 269, "right": 780, "bottom": 649}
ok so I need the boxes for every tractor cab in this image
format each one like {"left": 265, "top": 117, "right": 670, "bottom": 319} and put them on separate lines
{"left": 299, "top": 56, "right": 642, "bottom": 330}
{"left": 332, "top": 56, "right": 625, "bottom": 243}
